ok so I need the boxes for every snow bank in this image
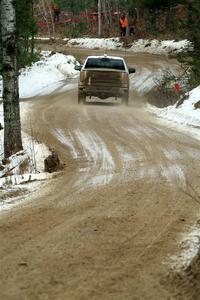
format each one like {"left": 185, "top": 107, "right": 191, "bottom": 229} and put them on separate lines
{"left": 0, "top": 100, "right": 52, "bottom": 212}
{"left": 0, "top": 52, "right": 79, "bottom": 99}
{"left": 148, "top": 86, "right": 200, "bottom": 134}
{"left": 66, "top": 37, "right": 123, "bottom": 50}
{"left": 0, "top": 103, "right": 51, "bottom": 190}
{"left": 64, "top": 37, "right": 191, "bottom": 55}
{"left": 0, "top": 121, "right": 53, "bottom": 211}
{"left": 129, "top": 39, "right": 192, "bottom": 55}
{"left": 19, "top": 52, "right": 78, "bottom": 98}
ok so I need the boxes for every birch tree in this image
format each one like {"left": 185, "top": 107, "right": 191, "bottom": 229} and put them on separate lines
{"left": 0, "top": 0, "right": 23, "bottom": 158}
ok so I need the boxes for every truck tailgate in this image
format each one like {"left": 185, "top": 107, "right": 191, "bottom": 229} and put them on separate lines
{"left": 84, "top": 70, "right": 125, "bottom": 86}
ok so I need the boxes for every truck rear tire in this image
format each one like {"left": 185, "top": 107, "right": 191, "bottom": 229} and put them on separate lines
{"left": 122, "top": 94, "right": 129, "bottom": 106}
{"left": 78, "top": 91, "right": 86, "bottom": 104}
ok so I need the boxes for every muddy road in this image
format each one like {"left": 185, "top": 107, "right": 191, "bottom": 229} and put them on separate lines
{"left": 0, "top": 49, "right": 200, "bottom": 300}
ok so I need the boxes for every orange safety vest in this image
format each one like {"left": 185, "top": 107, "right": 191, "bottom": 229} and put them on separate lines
{"left": 120, "top": 18, "right": 126, "bottom": 28}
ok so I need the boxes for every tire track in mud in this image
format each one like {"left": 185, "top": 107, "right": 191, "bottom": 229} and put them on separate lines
{"left": 74, "top": 128, "right": 115, "bottom": 189}
{"left": 88, "top": 106, "right": 200, "bottom": 189}
{"left": 53, "top": 127, "right": 115, "bottom": 190}
{"left": 52, "top": 101, "right": 200, "bottom": 194}
{"left": 81, "top": 107, "right": 187, "bottom": 189}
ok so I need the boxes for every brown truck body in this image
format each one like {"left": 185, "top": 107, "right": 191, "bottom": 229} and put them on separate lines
{"left": 75, "top": 56, "right": 135, "bottom": 105}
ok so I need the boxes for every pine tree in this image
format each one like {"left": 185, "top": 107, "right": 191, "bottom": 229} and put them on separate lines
{"left": 187, "top": 0, "right": 200, "bottom": 85}
{"left": 16, "top": 0, "right": 37, "bottom": 68}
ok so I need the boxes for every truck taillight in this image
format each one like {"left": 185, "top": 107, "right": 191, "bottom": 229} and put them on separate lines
{"left": 122, "top": 72, "right": 129, "bottom": 85}
{"left": 80, "top": 70, "right": 86, "bottom": 82}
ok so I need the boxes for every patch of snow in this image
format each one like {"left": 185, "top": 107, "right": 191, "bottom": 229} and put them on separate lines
{"left": 116, "top": 140, "right": 186, "bottom": 187}
{"left": 0, "top": 130, "right": 51, "bottom": 188}
{"left": 0, "top": 172, "right": 52, "bottom": 190}
{"left": 0, "top": 151, "right": 30, "bottom": 178}
{"left": 162, "top": 148, "right": 182, "bottom": 160}
{"left": 19, "top": 52, "right": 78, "bottom": 98}
{"left": 53, "top": 128, "right": 79, "bottom": 159}
{"left": 117, "top": 143, "right": 144, "bottom": 162}
{"left": 35, "top": 37, "right": 52, "bottom": 41}
{"left": 53, "top": 127, "right": 115, "bottom": 189}
{"left": 67, "top": 37, "right": 123, "bottom": 50}
{"left": 129, "top": 39, "right": 192, "bottom": 55}
{"left": 147, "top": 85, "right": 200, "bottom": 140}
{"left": 170, "top": 225, "right": 200, "bottom": 270}
{"left": 90, "top": 174, "right": 113, "bottom": 187}
{"left": 130, "top": 67, "right": 163, "bottom": 94}
{"left": 0, "top": 173, "right": 54, "bottom": 212}
{"left": 0, "top": 101, "right": 51, "bottom": 211}
{"left": 75, "top": 129, "right": 99, "bottom": 164}
{"left": 0, "top": 52, "right": 79, "bottom": 99}
{"left": 74, "top": 129, "right": 115, "bottom": 188}
{"left": 160, "top": 164, "right": 186, "bottom": 189}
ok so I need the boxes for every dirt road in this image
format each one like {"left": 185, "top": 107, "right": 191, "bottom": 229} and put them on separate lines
{"left": 0, "top": 50, "right": 200, "bottom": 300}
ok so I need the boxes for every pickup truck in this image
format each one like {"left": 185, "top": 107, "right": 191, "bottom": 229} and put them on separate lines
{"left": 75, "top": 55, "right": 135, "bottom": 105}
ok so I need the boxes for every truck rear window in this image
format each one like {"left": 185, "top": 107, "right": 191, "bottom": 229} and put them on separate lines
{"left": 85, "top": 58, "right": 125, "bottom": 70}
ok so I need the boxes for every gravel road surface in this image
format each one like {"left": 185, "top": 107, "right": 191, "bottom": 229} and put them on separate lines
{"left": 0, "top": 49, "right": 200, "bottom": 300}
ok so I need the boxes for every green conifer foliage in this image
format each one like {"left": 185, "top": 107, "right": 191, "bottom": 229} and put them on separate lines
{"left": 188, "top": 0, "right": 200, "bottom": 85}
{"left": 16, "top": 0, "right": 37, "bottom": 68}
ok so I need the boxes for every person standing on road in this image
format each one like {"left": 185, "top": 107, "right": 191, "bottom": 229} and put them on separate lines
{"left": 120, "top": 15, "right": 127, "bottom": 37}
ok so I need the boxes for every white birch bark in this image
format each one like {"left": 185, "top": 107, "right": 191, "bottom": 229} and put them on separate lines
{"left": 0, "top": 0, "right": 23, "bottom": 158}
{"left": 40, "top": 0, "right": 51, "bottom": 38}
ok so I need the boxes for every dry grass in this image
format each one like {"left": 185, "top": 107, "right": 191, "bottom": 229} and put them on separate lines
{"left": 194, "top": 100, "right": 200, "bottom": 109}
{"left": 0, "top": 188, "right": 27, "bottom": 201}
{"left": 19, "top": 158, "right": 30, "bottom": 175}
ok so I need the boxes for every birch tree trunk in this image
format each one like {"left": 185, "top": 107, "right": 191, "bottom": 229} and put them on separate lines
{"left": 0, "top": 0, "right": 23, "bottom": 158}
{"left": 40, "top": 0, "right": 51, "bottom": 39}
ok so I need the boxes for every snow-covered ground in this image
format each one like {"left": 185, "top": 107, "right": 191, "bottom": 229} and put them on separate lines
{"left": 66, "top": 37, "right": 123, "bottom": 51}
{"left": 170, "top": 222, "right": 200, "bottom": 271}
{"left": 130, "top": 67, "right": 164, "bottom": 94}
{"left": 0, "top": 51, "right": 78, "bottom": 99}
{"left": 147, "top": 86, "right": 200, "bottom": 140}
{"left": 128, "top": 39, "right": 192, "bottom": 55}
{"left": 0, "top": 102, "right": 52, "bottom": 190}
